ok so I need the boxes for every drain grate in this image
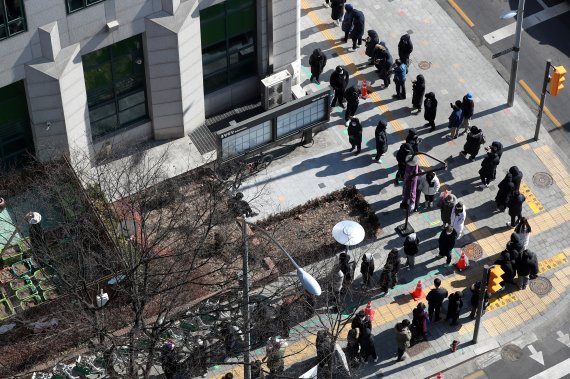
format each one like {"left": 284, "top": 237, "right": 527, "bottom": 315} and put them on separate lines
{"left": 529, "top": 276, "right": 552, "bottom": 296}
{"left": 501, "top": 344, "right": 523, "bottom": 361}
{"left": 418, "top": 61, "right": 431, "bottom": 70}
{"left": 462, "top": 243, "right": 483, "bottom": 261}
{"left": 407, "top": 341, "right": 431, "bottom": 357}
{"left": 533, "top": 172, "right": 553, "bottom": 188}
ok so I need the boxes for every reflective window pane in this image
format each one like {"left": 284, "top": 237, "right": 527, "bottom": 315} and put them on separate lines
{"left": 0, "top": 0, "right": 26, "bottom": 39}
{"left": 5, "top": 0, "right": 24, "bottom": 22}
{"left": 67, "top": 0, "right": 104, "bottom": 13}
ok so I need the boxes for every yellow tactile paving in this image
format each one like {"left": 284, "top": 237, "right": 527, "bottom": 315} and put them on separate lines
{"left": 520, "top": 180, "right": 543, "bottom": 213}
{"left": 514, "top": 135, "right": 530, "bottom": 150}
{"left": 538, "top": 252, "right": 568, "bottom": 273}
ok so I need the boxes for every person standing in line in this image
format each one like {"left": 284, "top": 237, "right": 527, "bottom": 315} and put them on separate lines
{"left": 495, "top": 172, "right": 514, "bottom": 212}
{"left": 341, "top": 4, "right": 354, "bottom": 42}
{"left": 426, "top": 278, "right": 448, "bottom": 322}
{"left": 411, "top": 302, "right": 428, "bottom": 342}
{"left": 346, "top": 329, "right": 361, "bottom": 365}
{"left": 461, "top": 92, "right": 475, "bottom": 134}
{"left": 516, "top": 249, "right": 539, "bottom": 290}
{"left": 344, "top": 85, "right": 360, "bottom": 122}
{"left": 392, "top": 59, "right": 408, "bottom": 99}
{"left": 330, "top": 0, "right": 345, "bottom": 25}
{"left": 351, "top": 309, "right": 372, "bottom": 333}
{"left": 374, "top": 120, "right": 388, "bottom": 161}
{"left": 349, "top": 8, "right": 365, "bottom": 50}
{"left": 403, "top": 234, "right": 420, "bottom": 268}
{"left": 358, "top": 327, "right": 378, "bottom": 363}
{"left": 395, "top": 142, "right": 414, "bottom": 185}
{"left": 438, "top": 225, "right": 457, "bottom": 265}
{"left": 329, "top": 66, "right": 349, "bottom": 108}
{"left": 379, "top": 248, "right": 400, "bottom": 292}
{"left": 423, "top": 92, "right": 438, "bottom": 131}
{"left": 495, "top": 250, "right": 516, "bottom": 286}
{"left": 509, "top": 166, "right": 523, "bottom": 191}
{"left": 514, "top": 217, "right": 532, "bottom": 250}
{"left": 330, "top": 269, "right": 344, "bottom": 312}
{"left": 446, "top": 291, "right": 463, "bottom": 325}
{"left": 308, "top": 48, "right": 327, "bottom": 84}
{"left": 405, "top": 128, "right": 421, "bottom": 153}
{"left": 506, "top": 190, "right": 526, "bottom": 228}
{"left": 398, "top": 34, "right": 413, "bottom": 66}
{"left": 364, "top": 30, "right": 379, "bottom": 65}
{"left": 347, "top": 116, "right": 362, "bottom": 155}
{"left": 469, "top": 281, "right": 489, "bottom": 319}
{"left": 447, "top": 100, "right": 464, "bottom": 139}
{"left": 411, "top": 74, "right": 425, "bottom": 112}
{"left": 460, "top": 125, "right": 486, "bottom": 161}
{"left": 373, "top": 42, "right": 394, "bottom": 88}
{"left": 478, "top": 144, "right": 500, "bottom": 187}
{"left": 418, "top": 171, "right": 440, "bottom": 208}
{"left": 360, "top": 252, "right": 375, "bottom": 289}
{"left": 440, "top": 192, "right": 457, "bottom": 230}
{"left": 395, "top": 319, "right": 412, "bottom": 362}
{"left": 450, "top": 201, "right": 466, "bottom": 238}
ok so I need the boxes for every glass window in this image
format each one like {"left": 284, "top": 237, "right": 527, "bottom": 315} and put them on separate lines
{"left": 221, "top": 120, "right": 271, "bottom": 159}
{"left": 66, "top": 0, "right": 104, "bottom": 14}
{"left": 0, "top": 81, "right": 34, "bottom": 168}
{"left": 276, "top": 99, "right": 327, "bottom": 138}
{"left": 200, "top": 0, "right": 257, "bottom": 94}
{"left": 82, "top": 34, "right": 148, "bottom": 139}
{"left": 0, "top": 0, "right": 26, "bottom": 40}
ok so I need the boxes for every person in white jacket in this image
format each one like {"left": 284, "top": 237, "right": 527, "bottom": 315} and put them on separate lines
{"left": 450, "top": 201, "right": 466, "bottom": 238}
{"left": 418, "top": 171, "right": 440, "bottom": 208}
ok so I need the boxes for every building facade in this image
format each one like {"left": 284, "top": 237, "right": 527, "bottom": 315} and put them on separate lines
{"left": 0, "top": 0, "right": 301, "bottom": 167}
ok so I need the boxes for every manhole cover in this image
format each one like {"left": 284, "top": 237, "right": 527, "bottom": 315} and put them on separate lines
{"left": 529, "top": 276, "right": 552, "bottom": 296}
{"left": 462, "top": 243, "right": 483, "bottom": 261}
{"left": 501, "top": 344, "right": 523, "bottom": 361}
{"left": 533, "top": 172, "right": 553, "bottom": 188}
{"left": 407, "top": 341, "right": 431, "bottom": 357}
{"left": 418, "top": 61, "right": 431, "bottom": 70}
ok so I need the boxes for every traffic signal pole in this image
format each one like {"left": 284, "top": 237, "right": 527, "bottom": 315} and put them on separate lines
{"left": 472, "top": 265, "right": 491, "bottom": 344}
{"left": 534, "top": 60, "right": 552, "bottom": 142}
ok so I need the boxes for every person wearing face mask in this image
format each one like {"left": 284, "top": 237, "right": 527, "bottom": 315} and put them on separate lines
{"left": 329, "top": 66, "right": 350, "bottom": 108}
{"left": 347, "top": 117, "right": 363, "bottom": 155}
{"left": 418, "top": 171, "right": 440, "bottom": 208}
{"left": 438, "top": 225, "right": 458, "bottom": 265}
{"left": 450, "top": 201, "right": 466, "bottom": 238}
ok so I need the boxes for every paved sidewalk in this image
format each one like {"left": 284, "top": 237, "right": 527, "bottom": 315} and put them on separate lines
{"left": 207, "top": 0, "right": 570, "bottom": 378}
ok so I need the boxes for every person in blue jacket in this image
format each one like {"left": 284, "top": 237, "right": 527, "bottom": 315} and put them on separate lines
{"left": 447, "top": 100, "right": 464, "bottom": 139}
{"left": 392, "top": 59, "right": 408, "bottom": 99}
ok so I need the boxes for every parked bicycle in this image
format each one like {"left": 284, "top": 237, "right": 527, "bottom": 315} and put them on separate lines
{"left": 208, "top": 151, "right": 274, "bottom": 193}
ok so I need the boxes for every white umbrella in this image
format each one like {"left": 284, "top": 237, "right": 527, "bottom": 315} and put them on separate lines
{"left": 332, "top": 220, "right": 365, "bottom": 246}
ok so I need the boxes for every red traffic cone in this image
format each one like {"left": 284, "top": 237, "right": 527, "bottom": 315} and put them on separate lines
{"left": 456, "top": 252, "right": 469, "bottom": 271}
{"left": 361, "top": 80, "right": 368, "bottom": 99}
{"left": 437, "top": 373, "right": 442, "bottom": 379}
{"left": 410, "top": 280, "right": 426, "bottom": 300}
{"left": 363, "top": 301, "right": 375, "bottom": 320}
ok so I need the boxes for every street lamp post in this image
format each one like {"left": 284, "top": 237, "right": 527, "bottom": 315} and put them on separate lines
{"left": 502, "top": 0, "right": 526, "bottom": 107}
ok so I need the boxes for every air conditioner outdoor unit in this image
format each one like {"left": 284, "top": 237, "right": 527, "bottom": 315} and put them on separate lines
{"left": 261, "top": 70, "right": 292, "bottom": 110}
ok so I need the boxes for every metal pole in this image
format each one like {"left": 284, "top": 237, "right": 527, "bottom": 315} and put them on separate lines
{"left": 507, "top": 0, "right": 525, "bottom": 107}
{"left": 472, "top": 265, "right": 490, "bottom": 344}
{"left": 534, "top": 59, "right": 552, "bottom": 141}
{"left": 241, "top": 217, "right": 251, "bottom": 379}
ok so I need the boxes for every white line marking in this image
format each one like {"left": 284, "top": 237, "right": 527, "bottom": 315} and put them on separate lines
{"left": 483, "top": 2, "right": 570, "bottom": 45}
{"left": 528, "top": 357, "right": 570, "bottom": 379}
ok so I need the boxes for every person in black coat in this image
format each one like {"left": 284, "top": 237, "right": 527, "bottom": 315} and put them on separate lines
{"left": 360, "top": 253, "right": 375, "bottom": 289}
{"left": 373, "top": 42, "right": 393, "bottom": 88}
{"left": 347, "top": 117, "right": 362, "bottom": 155}
{"left": 426, "top": 278, "right": 448, "bottom": 322}
{"left": 495, "top": 173, "right": 514, "bottom": 212}
{"left": 350, "top": 9, "right": 365, "bottom": 50}
{"left": 341, "top": 4, "right": 354, "bottom": 42}
{"left": 438, "top": 226, "right": 457, "bottom": 265}
{"left": 460, "top": 126, "right": 485, "bottom": 160}
{"left": 330, "top": 0, "right": 345, "bottom": 23}
{"left": 346, "top": 328, "right": 361, "bottom": 365}
{"left": 398, "top": 34, "right": 413, "bottom": 65}
{"left": 506, "top": 233, "right": 524, "bottom": 257}
{"left": 351, "top": 310, "right": 372, "bottom": 333}
{"left": 509, "top": 166, "right": 523, "bottom": 191}
{"left": 329, "top": 66, "right": 349, "bottom": 108}
{"left": 469, "top": 281, "right": 490, "bottom": 319}
{"left": 517, "top": 249, "right": 539, "bottom": 290}
{"left": 375, "top": 120, "right": 388, "bottom": 161}
{"left": 411, "top": 75, "right": 425, "bottom": 111}
{"left": 423, "top": 92, "right": 438, "bottom": 131}
{"left": 495, "top": 251, "right": 516, "bottom": 285}
{"left": 404, "top": 233, "right": 420, "bottom": 268}
{"left": 507, "top": 190, "right": 526, "bottom": 227}
{"left": 344, "top": 85, "right": 360, "bottom": 122}
{"left": 395, "top": 142, "right": 414, "bottom": 185}
{"left": 358, "top": 327, "right": 378, "bottom": 363}
{"left": 339, "top": 252, "right": 356, "bottom": 287}
{"left": 461, "top": 92, "right": 475, "bottom": 133}
{"left": 365, "top": 30, "right": 379, "bottom": 64}
{"left": 446, "top": 291, "right": 463, "bottom": 325}
{"left": 478, "top": 145, "right": 500, "bottom": 187}
{"left": 309, "top": 48, "right": 327, "bottom": 84}
{"left": 492, "top": 141, "right": 504, "bottom": 162}
{"left": 405, "top": 128, "right": 421, "bottom": 153}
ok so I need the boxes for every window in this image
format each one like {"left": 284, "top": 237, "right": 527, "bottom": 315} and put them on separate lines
{"left": 0, "top": 0, "right": 26, "bottom": 40}
{"left": 82, "top": 35, "right": 148, "bottom": 139}
{"left": 200, "top": 0, "right": 256, "bottom": 94}
{"left": 66, "top": 0, "right": 104, "bottom": 14}
{"left": 0, "top": 81, "right": 34, "bottom": 168}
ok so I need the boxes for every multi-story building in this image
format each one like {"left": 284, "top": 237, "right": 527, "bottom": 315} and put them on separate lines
{"left": 0, "top": 0, "right": 301, "bottom": 167}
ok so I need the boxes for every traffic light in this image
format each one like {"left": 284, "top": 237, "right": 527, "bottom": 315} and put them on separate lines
{"left": 487, "top": 265, "right": 505, "bottom": 294}
{"left": 550, "top": 65, "right": 566, "bottom": 96}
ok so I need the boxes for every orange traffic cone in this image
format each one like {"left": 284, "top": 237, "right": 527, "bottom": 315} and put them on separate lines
{"left": 456, "top": 252, "right": 469, "bottom": 271}
{"left": 410, "top": 280, "right": 426, "bottom": 300}
{"left": 363, "top": 301, "right": 375, "bottom": 320}
{"left": 361, "top": 80, "right": 368, "bottom": 99}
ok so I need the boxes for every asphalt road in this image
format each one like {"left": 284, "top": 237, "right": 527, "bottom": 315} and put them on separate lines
{"left": 437, "top": 0, "right": 570, "bottom": 158}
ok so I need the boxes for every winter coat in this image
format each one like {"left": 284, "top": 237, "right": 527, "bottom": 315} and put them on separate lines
{"left": 331, "top": 270, "right": 344, "bottom": 293}
{"left": 424, "top": 92, "right": 438, "bottom": 121}
{"left": 345, "top": 85, "right": 360, "bottom": 106}
{"left": 406, "top": 128, "right": 420, "bottom": 152}
{"left": 309, "top": 49, "right": 327, "bottom": 76}
{"left": 347, "top": 119, "right": 363, "bottom": 145}
{"left": 358, "top": 327, "right": 376, "bottom": 357}
{"left": 412, "top": 306, "right": 428, "bottom": 334}
{"left": 495, "top": 173, "right": 514, "bottom": 207}
{"left": 395, "top": 324, "right": 412, "bottom": 349}
{"left": 506, "top": 233, "right": 524, "bottom": 255}
{"left": 351, "top": 313, "right": 372, "bottom": 333}
{"left": 373, "top": 43, "right": 393, "bottom": 72}
{"left": 447, "top": 292, "right": 463, "bottom": 317}
{"left": 330, "top": 66, "right": 349, "bottom": 90}
{"left": 479, "top": 151, "right": 500, "bottom": 179}
{"left": 438, "top": 228, "right": 457, "bottom": 257}
{"left": 393, "top": 63, "right": 407, "bottom": 82}
{"left": 350, "top": 10, "right": 365, "bottom": 39}
{"left": 450, "top": 204, "right": 466, "bottom": 236}
{"left": 440, "top": 193, "right": 457, "bottom": 225}
{"left": 427, "top": 287, "right": 448, "bottom": 306}
{"left": 331, "top": 0, "right": 345, "bottom": 21}
{"left": 385, "top": 249, "right": 401, "bottom": 274}
{"left": 516, "top": 250, "right": 539, "bottom": 277}
{"left": 346, "top": 329, "right": 360, "bottom": 361}
{"left": 514, "top": 222, "right": 531, "bottom": 250}
{"left": 396, "top": 143, "right": 414, "bottom": 165}
{"left": 509, "top": 166, "right": 523, "bottom": 191}
{"left": 365, "top": 30, "right": 379, "bottom": 57}
{"left": 411, "top": 75, "right": 426, "bottom": 108}
{"left": 461, "top": 95, "right": 475, "bottom": 119}
{"left": 341, "top": 4, "right": 354, "bottom": 33}
{"left": 404, "top": 234, "right": 420, "bottom": 256}
{"left": 507, "top": 193, "right": 526, "bottom": 216}
{"left": 463, "top": 127, "right": 485, "bottom": 156}
{"left": 398, "top": 34, "right": 413, "bottom": 60}
{"left": 360, "top": 253, "right": 375, "bottom": 276}
{"left": 448, "top": 106, "right": 464, "bottom": 129}
{"left": 419, "top": 173, "right": 440, "bottom": 196}
{"left": 470, "top": 283, "right": 490, "bottom": 308}
{"left": 495, "top": 253, "right": 516, "bottom": 282}
{"left": 375, "top": 121, "right": 389, "bottom": 154}
{"left": 492, "top": 141, "right": 504, "bottom": 161}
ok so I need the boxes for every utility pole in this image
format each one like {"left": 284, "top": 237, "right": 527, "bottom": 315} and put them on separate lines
{"left": 534, "top": 60, "right": 552, "bottom": 141}
{"left": 472, "top": 266, "right": 490, "bottom": 344}
{"left": 507, "top": 0, "right": 525, "bottom": 107}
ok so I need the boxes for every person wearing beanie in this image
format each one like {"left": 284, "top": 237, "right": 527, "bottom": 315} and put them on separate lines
{"left": 460, "top": 125, "right": 486, "bottom": 161}
{"left": 374, "top": 119, "right": 388, "bottom": 161}
{"left": 423, "top": 92, "right": 438, "bottom": 131}
{"left": 462, "top": 92, "right": 475, "bottom": 133}
{"left": 329, "top": 65, "right": 349, "bottom": 108}
{"left": 450, "top": 201, "right": 466, "bottom": 237}
{"left": 341, "top": 4, "right": 354, "bottom": 42}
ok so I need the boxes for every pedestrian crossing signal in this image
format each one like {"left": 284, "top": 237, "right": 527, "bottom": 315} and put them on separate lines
{"left": 487, "top": 265, "right": 505, "bottom": 294}
{"left": 550, "top": 66, "right": 566, "bottom": 97}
